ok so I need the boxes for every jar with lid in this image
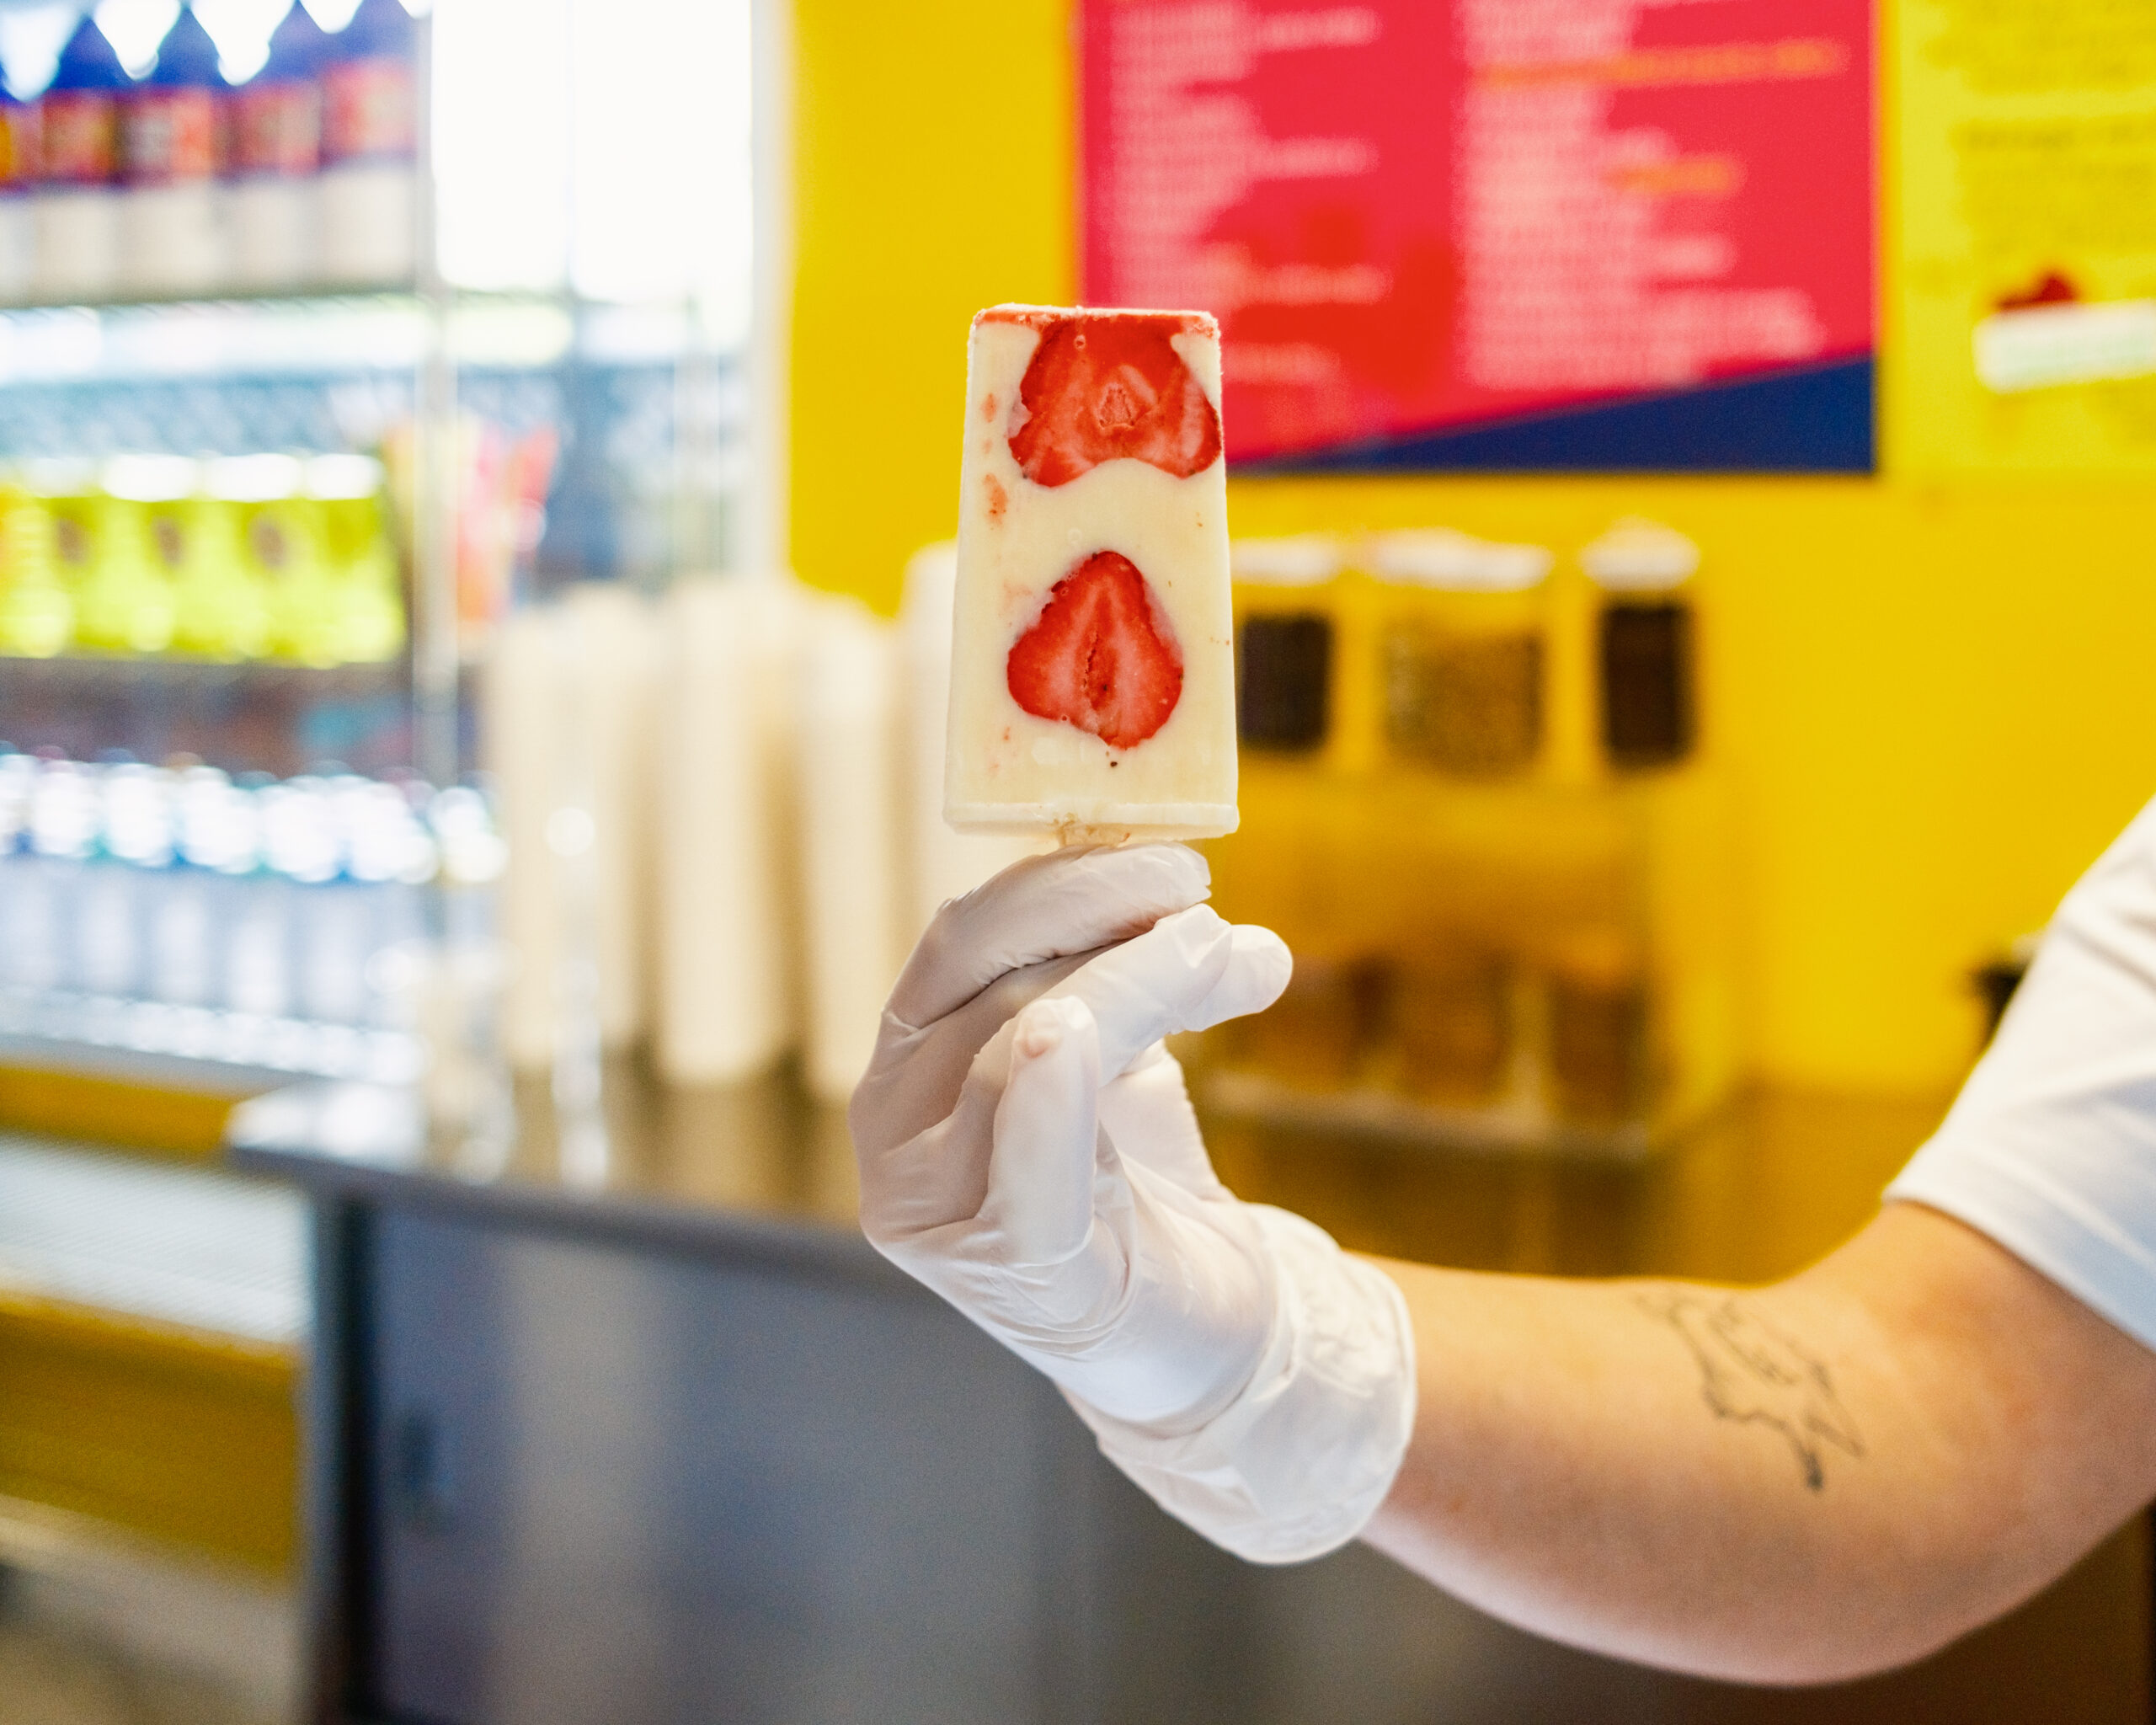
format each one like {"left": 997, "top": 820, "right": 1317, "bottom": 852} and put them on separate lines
{"left": 1373, "top": 530, "right": 1550, "bottom": 776}
{"left": 1232, "top": 535, "right": 1341, "bottom": 755}
{"left": 1230, "top": 948, "right": 1377, "bottom": 1092}
{"left": 1389, "top": 944, "right": 1511, "bottom": 1108}
{"left": 1582, "top": 518, "right": 1698, "bottom": 770}
{"left": 1541, "top": 929, "right": 1647, "bottom": 1130}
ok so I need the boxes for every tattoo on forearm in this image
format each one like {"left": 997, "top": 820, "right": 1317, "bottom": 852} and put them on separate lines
{"left": 1637, "top": 1292, "right": 1864, "bottom": 1492}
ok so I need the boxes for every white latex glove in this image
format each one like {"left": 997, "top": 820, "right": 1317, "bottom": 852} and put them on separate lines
{"left": 851, "top": 844, "right": 1416, "bottom": 1563}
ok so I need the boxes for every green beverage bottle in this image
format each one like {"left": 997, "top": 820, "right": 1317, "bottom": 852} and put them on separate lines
{"left": 171, "top": 489, "right": 272, "bottom": 660}
{"left": 0, "top": 486, "right": 73, "bottom": 657}
{"left": 75, "top": 458, "right": 187, "bottom": 654}
{"left": 307, "top": 453, "right": 406, "bottom": 663}
{"left": 260, "top": 493, "right": 343, "bottom": 666}
{"left": 207, "top": 454, "right": 340, "bottom": 666}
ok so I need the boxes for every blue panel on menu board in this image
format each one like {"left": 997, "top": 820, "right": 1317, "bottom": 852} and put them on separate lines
{"left": 1244, "top": 357, "right": 1875, "bottom": 475}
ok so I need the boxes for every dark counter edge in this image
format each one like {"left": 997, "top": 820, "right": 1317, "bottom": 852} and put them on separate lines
{"left": 228, "top": 1120, "right": 911, "bottom": 1301}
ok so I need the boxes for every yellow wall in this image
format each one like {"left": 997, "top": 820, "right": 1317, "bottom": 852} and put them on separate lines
{"left": 787, "top": 0, "right": 2156, "bottom": 1091}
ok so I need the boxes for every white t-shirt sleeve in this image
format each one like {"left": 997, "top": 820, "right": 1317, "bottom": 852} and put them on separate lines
{"left": 1887, "top": 793, "right": 2156, "bottom": 1355}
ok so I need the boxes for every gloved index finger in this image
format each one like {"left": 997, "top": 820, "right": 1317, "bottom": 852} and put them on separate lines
{"left": 887, "top": 841, "right": 1210, "bottom": 1029}
{"left": 1045, "top": 905, "right": 1291, "bottom": 1079}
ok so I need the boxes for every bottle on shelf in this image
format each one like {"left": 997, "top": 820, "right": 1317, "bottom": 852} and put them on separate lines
{"left": 307, "top": 452, "right": 405, "bottom": 662}
{"left": 10, "top": 758, "right": 100, "bottom": 994}
{"left": 0, "top": 84, "right": 38, "bottom": 301}
{"left": 120, "top": 3, "right": 227, "bottom": 297}
{"left": 152, "top": 766, "right": 225, "bottom": 1007}
{"left": 228, "top": 0, "right": 328, "bottom": 291}
{"left": 237, "top": 457, "right": 344, "bottom": 665}
{"left": 34, "top": 12, "right": 128, "bottom": 302}
{"left": 0, "top": 486, "right": 72, "bottom": 655}
{"left": 318, "top": 0, "right": 417, "bottom": 286}
{"left": 74, "top": 456, "right": 186, "bottom": 654}
{"left": 175, "top": 462, "right": 274, "bottom": 660}
{"left": 77, "top": 761, "right": 174, "bottom": 999}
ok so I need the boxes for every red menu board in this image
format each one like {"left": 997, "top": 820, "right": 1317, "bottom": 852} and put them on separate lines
{"left": 1079, "top": 0, "right": 1875, "bottom": 469}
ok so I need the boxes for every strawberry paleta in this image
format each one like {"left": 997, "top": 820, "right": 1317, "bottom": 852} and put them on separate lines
{"left": 947, "top": 305, "right": 1238, "bottom": 841}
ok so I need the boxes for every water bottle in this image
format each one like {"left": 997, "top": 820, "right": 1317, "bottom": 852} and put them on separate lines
{"left": 225, "top": 774, "right": 294, "bottom": 1019}
{"left": 20, "top": 757, "right": 101, "bottom": 994}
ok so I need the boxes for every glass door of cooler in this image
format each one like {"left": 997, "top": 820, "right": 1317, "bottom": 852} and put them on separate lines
{"left": 0, "top": 0, "right": 753, "bottom": 1087}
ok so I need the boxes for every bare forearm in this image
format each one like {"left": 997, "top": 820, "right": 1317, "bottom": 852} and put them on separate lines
{"left": 1360, "top": 1205, "right": 2156, "bottom": 1683}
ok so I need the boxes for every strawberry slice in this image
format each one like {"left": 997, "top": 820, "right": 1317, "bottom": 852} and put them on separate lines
{"left": 1007, "top": 551, "right": 1184, "bottom": 749}
{"left": 1006, "top": 314, "right": 1222, "bottom": 488}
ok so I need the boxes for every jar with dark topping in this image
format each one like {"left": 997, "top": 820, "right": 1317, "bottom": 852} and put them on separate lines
{"left": 1582, "top": 519, "right": 1698, "bottom": 772}
{"left": 1232, "top": 536, "right": 1341, "bottom": 755}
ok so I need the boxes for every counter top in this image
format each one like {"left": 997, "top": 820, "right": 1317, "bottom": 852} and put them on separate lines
{"left": 223, "top": 1049, "right": 1955, "bottom": 1288}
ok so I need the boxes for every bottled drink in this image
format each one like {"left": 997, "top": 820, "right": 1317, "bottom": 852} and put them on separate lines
{"left": 20, "top": 757, "right": 101, "bottom": 993}
{"left": 72, "top": 493, "right": 172, "bottom": 654}
{"left": 120, "top": 4, "right": 227, "bottom": 296}
{"left": 0, "top": 487, "right": 72, "bottom": 656}
{"left": 171, "top": 476, "right": 271, "bottom": 660}
{"left": 256, "top": 489, "right": 341, "bottom": 665}
{"left": 0, "top": 86, "right": 39, "bottom": 301}
{"left": 35, "top": 13, "right": 128, "bottom": 301}
{"left": 318, "top": 0, "right": 415, "bottom": 286}
{"left": 228, "top": 0, "right": 328, "bottom": 290}
{"left": 307, "top": 452, "right": 404, "bottom": 662}
{"left": 226, "top": 773, "right": 295, "bottom": 1017}
{"left": 0, "top": 751, "right": 39, "bottom": 991}
{"left": 80, "top": 760, "right": 176, "bottom": 997}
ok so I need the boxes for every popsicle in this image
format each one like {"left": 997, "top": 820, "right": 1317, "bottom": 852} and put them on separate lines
{"left": 946, "top": 304, "right": 1238, "bottom": 841}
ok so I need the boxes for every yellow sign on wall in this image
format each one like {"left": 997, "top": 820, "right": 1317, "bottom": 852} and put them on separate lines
{"left": 1892, "top": 0, "right": 2156, "bottom": 473}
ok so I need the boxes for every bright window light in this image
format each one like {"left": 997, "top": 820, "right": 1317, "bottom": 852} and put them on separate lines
{"left": 92, "top": 0, "right": 180, "bottom": 78}
{"left": 567, "top": 0, "right": 752, "bottom": 328}
{"left": 300, "top": 0, "right": 363, "bottom": 30}
{"left": 432, "top": 0, "right": 753, "bottom": 334}
{"left": 0, "top": 2, "right": 80, "bottom": 99}
{"left": 432, "top": 0, "right": 574, "bottom": 291}
{"left": 194, "top": 0, "right": 292, "bottom": 85}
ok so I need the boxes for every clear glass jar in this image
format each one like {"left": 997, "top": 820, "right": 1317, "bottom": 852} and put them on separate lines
{"left": 1371, "top": 530, "right": 1550, "bottom": 776}
{"left": 1543, "top": 930, "right": 1646, "bottom": 1128}
{"left": 1232, "top": 536, "right": 1342, "bottom": 754}
{"left": 1582, "top": 518, "right": 1699, "bottom": 771}
{"left": 1231, "top": 951, "right": 1375, "bottom": 1092}
{"left": 1390, "top": 947, "right": 1510, "bottom": 1108}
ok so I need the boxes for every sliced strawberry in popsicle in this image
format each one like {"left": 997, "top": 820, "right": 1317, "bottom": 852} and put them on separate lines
{"left": 1006, "top": 315, "right": 1222, "bottom": 488}
{"left": 1006, "top": 550, "right": 1184, "bottom": 748}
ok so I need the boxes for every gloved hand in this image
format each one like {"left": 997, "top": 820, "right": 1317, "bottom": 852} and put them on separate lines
{"left": 851, "top": 843, "right": 1416, "bottom": 1563}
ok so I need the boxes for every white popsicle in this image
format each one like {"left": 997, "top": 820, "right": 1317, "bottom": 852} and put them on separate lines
{"left": 947, "top": 304, "right": 1238, "bottom": 841}
{"left": 900, "top": 542, "right": 1046, "bottom": 938}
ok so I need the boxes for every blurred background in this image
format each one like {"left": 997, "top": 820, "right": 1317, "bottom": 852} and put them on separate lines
{"left": 1, "top": 0, "right": 2154, "bottom": 1721}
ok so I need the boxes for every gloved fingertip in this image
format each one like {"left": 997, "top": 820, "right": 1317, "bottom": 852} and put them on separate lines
{"left": 1233, "top": 925, "right": 1294, "bottom": 995}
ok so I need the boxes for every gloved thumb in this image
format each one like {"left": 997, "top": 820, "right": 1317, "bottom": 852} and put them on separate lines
{"left": 981, "top": 996, "right": 1102, "bottom": 1268}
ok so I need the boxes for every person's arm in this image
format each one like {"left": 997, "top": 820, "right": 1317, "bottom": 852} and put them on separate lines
{"left": 853, "top": 797, "right": 2156, "bottom": 1683}
{"left": 1361, "top": 1201, "right": 2156, "bottom": 1683}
